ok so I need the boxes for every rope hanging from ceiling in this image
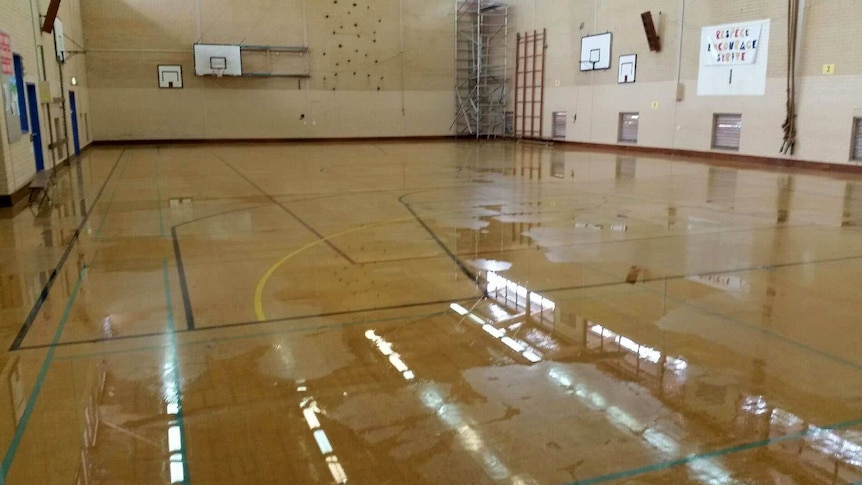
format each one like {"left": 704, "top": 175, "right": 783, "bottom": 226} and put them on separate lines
{"left": 781, "top": 0, "right": 801, "bottom": 155}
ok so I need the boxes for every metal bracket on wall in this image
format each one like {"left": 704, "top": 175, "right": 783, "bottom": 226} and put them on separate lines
{"left": 239, "top": 45, "right": 311, "bottom": 78}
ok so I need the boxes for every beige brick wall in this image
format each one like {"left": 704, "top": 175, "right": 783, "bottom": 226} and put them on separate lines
{"left": 0, "top": 0, "right": 91, "bottom": 197}
{"left": 82, "top": 0, "right": 455, "bottom": 140}
{"left": 510, "top": 0, "right": 862, "bottom": 165}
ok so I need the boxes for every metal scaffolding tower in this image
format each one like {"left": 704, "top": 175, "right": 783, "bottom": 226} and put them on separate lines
{"left": 453, "top": 0, "right": 508, "bottom": 138}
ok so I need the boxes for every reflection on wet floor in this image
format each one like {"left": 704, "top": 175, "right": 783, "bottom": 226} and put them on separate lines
{"left": 1, "top": 141, "right": 862, "bottom": 484}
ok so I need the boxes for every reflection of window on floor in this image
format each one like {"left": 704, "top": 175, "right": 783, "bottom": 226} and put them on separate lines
{"left": 486, "top": 271, "right": 555, "bottom": 326}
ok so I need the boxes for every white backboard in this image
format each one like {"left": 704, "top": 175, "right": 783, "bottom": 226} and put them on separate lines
{"left": 53, "top": 19, "right": 66, "bottom": 64}
{"left": 158, "top": 65, "right": 183, "bottom": 88}
{"left": 618, "top": 54, "right": 637, "bottom": 83}
{"left": 193, "top": 44, "right": 242, "bottom": 76}
{"left": 580, "top": 33, "right": 612, "bottom": 71}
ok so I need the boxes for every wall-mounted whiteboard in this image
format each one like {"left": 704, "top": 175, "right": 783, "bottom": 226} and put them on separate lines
{"left": 194, "top": 44, "right": 242, "bottom": 76}
{"left": 580, "top": 33, "right": 612, "bottom": 71}
{"left": 618, "top": 54, "right": 637, "bottom": 83}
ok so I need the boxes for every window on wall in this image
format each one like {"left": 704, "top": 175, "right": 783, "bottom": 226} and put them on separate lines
{"left": 618, "top": 113, "right": 639, "bottom": 143}
{"left": 13, "top": 54, "right": 29, "bottom": 133}
{"left": 712, "top": 114, "right": 742, "bottom": 151}
{"left": 552, "top": 112, "right": 567, "bottom": 139}
{"left": 852, "top": 118, "right": 862, "bottom": 162}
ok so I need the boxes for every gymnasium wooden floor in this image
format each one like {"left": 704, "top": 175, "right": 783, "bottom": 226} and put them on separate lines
{"left": 1, "top": 140, "right": 861, "bottom": 484}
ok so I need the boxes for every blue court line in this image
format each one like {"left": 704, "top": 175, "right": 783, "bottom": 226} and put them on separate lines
{"left": 0, "top": 266, "right": 86, "bottom": 483}
{"left": 163, "top": 260, "right": 191, "bottom": 484}
{"left": 564, "top": 416, "right": 862, "bottom": 485}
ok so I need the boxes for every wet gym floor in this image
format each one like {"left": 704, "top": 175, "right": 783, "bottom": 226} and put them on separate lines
{"left": 0, "top": 140, "right": 861, "bottom": 484}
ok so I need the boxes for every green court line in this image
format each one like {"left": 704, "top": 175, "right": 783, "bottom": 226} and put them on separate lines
{"left": 163, "top": 260, "right": 191, "bottom": 484}
{"left": 564, "top": 416, "right": 862, "bottom": 485}
{"left": 54, "top": 310, "right": 448, "bottom": 361}
{"left": 156, "top": 156, "right": 165, "bottom": 237}
{"left": 0, "top": 266, "right": 87, "bottom": 483}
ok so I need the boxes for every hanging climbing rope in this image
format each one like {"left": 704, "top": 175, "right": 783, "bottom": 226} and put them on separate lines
{"left": 781, "top": 0, "right": 801, "bottom": 155}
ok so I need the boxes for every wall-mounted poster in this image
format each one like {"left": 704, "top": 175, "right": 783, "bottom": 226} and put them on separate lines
{"left": 697, "top": 19, "right": 770, "bottom": 96}
{"left": 1, "top": 31, "right": 24, "bottom": 143}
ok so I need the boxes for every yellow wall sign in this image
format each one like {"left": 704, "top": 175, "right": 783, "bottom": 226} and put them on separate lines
{"left": 822, "top": 64, "right": 835, "bottom": 75}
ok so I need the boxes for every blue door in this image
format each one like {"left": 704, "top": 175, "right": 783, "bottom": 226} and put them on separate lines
{"left": 26, "top": 84, "right": 44, "bottom": 172}
{"left": 69, "top": 91, "right": 80, "bottom": 156}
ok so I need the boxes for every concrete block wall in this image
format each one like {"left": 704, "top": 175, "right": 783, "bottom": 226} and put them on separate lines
{"left": 509, "top": 0, "right": 862, "bottom": 166}
{"left": 82, "top": 0, "right": 455, "bottom": 141}
{"left": 0, "top": 0, "right": 91, "bottom": 198}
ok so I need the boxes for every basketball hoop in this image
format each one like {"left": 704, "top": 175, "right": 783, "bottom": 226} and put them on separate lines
{"left": 214, "top": 68, "right": 225, "bottom": 78}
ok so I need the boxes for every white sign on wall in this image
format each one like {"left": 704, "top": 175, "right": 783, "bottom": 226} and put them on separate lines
{"left": 1, "top": 30, "right": 23, "bottom": 143}
{"left": 697, "top": 19, "right": 770, "bottom": 96}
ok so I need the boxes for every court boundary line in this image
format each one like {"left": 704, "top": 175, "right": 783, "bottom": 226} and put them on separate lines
{"left": 9, "top": 149, "right": 127, "bottom": 351}
{"left": 162, "top": 260, "right": 191, "bottom": 484}
{"left": 171, "top": 226, "right": 196, "bottom": 330}
{"left": 212, "top": 151, "right": 356, "bottom": 264}
{"left": 53, "top": 310, "right": 453, "bottom": 361}
{"left": 13, "top": 296, "right": 482, "bottom": 351}
{"left": 0, "top": 266, "right": 87, "bottom": 480}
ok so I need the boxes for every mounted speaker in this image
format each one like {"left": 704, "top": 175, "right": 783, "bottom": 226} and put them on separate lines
{"left": 641, "top": 11, "right": 661, "bottom": 52}
{"left": 41, "top": 0, "right": 63, "bottom": 33}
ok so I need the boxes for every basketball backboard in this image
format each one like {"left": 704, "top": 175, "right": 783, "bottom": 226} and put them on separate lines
{"left": 193, "top": 44, "right": 242, "bottom": 77}
{"left": 580, "top": 33, "right": 611, "bottom": 71}
{"left": 618, "top": 54, "right": 637, "bottom": 83}
{"left": 158, "top": 65, "right": 183, "bottom": 88}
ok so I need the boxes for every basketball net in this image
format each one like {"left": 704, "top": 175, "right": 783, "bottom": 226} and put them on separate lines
{"left": 214, "top": 68, "right": 225, "bottom": 78}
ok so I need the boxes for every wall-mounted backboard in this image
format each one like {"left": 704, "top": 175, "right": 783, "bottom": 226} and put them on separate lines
{"left": 580, "top": 33, "right": 611, "bottom": 71}
{"left": 53, "top": 19, "right": 66, "bottom": 63}
{"left": 193, "top": 44, "right": 242, "bottom": 76}
{"left": 618, "top": 54, "right": 637, "bottom": 83}
{"left": 158, "top": 65, "right": 183, "bottom": 88}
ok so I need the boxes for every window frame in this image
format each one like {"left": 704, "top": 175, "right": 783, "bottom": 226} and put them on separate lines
{"left": 712, "top": 113, "right": 743, "bottom": 151}
{"left": 618, "top": 112, "right": 639, "bottom": 144}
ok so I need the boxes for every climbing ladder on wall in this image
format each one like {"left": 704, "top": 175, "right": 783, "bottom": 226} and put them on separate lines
{"left": 514, "top": 29, "right": 546, "bottom": 140}
{"left": 453, "top": 0, "right": 509, "bottom": 138}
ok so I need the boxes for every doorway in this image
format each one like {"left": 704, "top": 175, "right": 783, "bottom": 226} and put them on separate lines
{"left": 69, "top": 90, "right": 81, "bottom": 156}
{"left": 26, "top": 84, "right": 45, "bottom": 172}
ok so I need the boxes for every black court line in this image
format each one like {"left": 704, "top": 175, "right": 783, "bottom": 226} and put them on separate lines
{"left": 9, "top": 149, "right": 128, "bottom": 351}
{"left": 13, "top": 295, "right": 482, "bottom": 351}
{"left": 212, "top": 152, "right": 356, "bottom": 264}
{"left": 535, "top": 252, "right": 862, "bottom": 295}
{"left": 398, "top": 196, "right": 483, "bottom": 290}
{"left": 172, "top": 204, "right": 271, "bottom": 230}
{"left": 171, "top": 226, "right": 196, "bottom": 331}
{"left": 462, "top": 224, "right": 803, "bottom": 259}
